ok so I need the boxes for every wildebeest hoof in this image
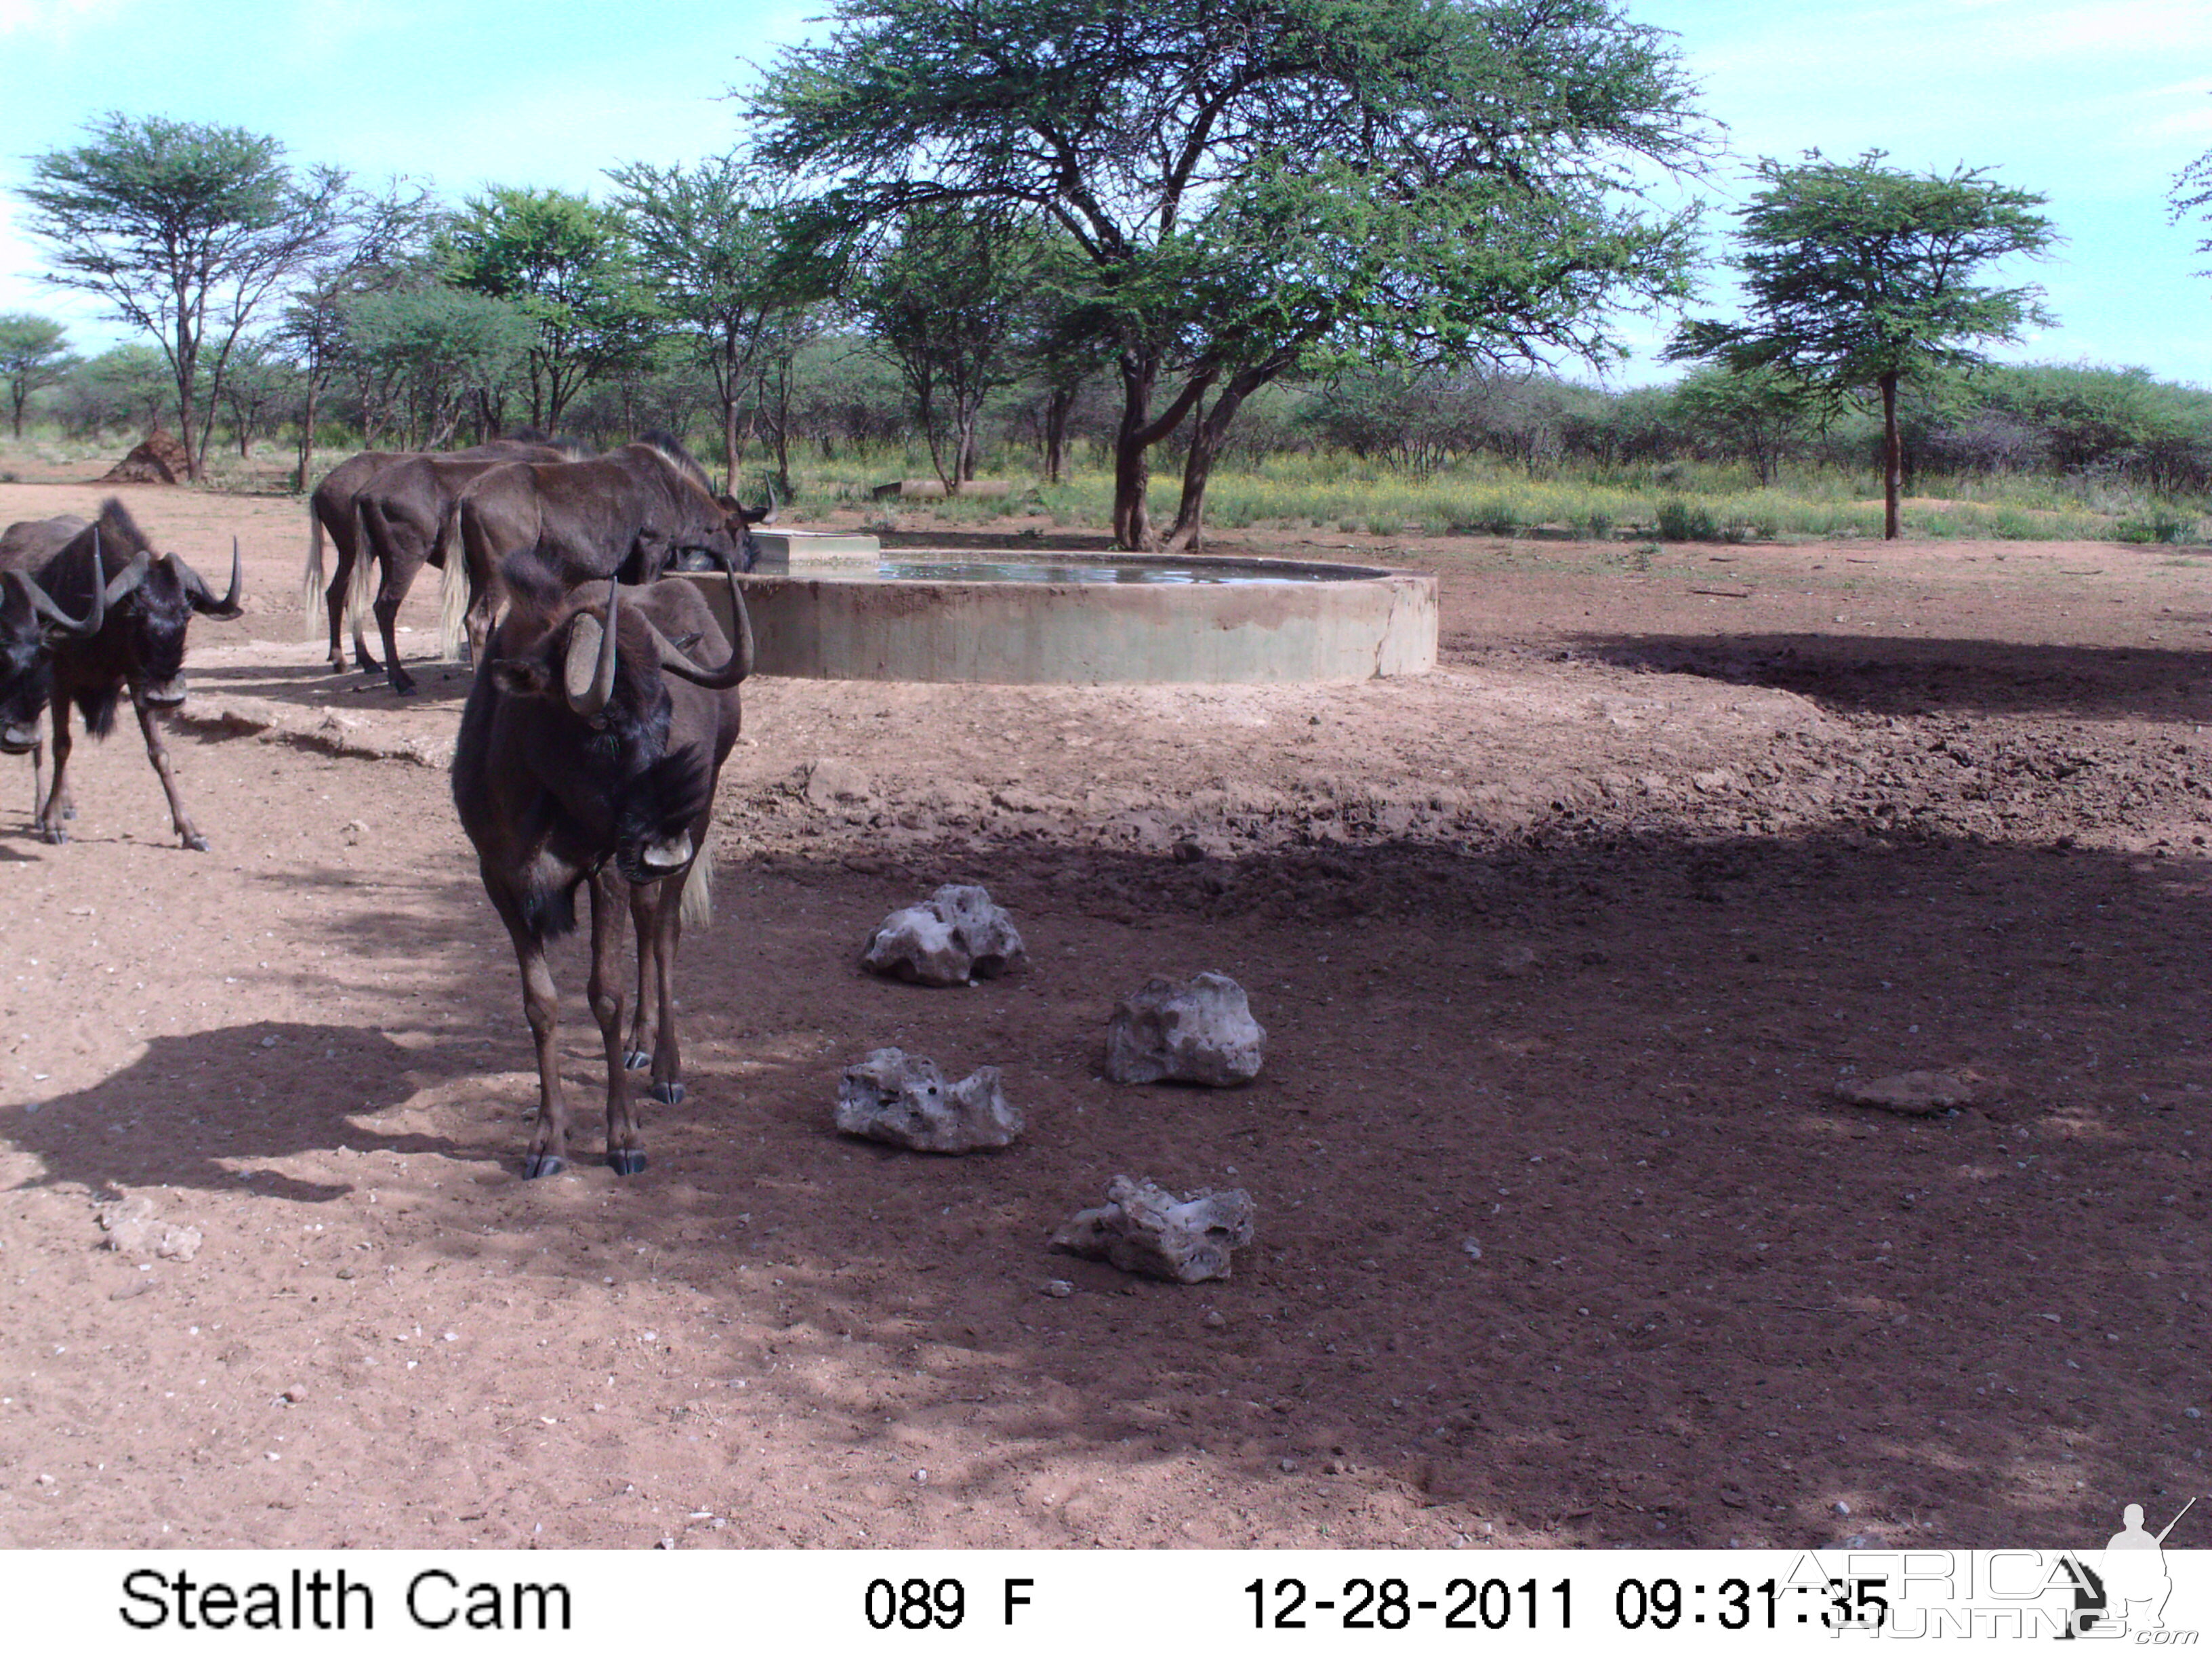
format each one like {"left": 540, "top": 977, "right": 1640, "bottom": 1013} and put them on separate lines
{"left": 181, "top": 832, "right": 209, "bottom": 852}
{"left": 607, "top": 1149, "right": 648, "bottom": 1176}
{"left": 649, "top": 1080, "right": 686, "bottom": 1106}
{"left": 523, "top": 1153, "right": 568, "bottom": 1179}
{"left": 36, "top": 824, "right": 66, "bottom": 844}
{"left": 623, "top": 1050, "right": 652, "bottom": 1071}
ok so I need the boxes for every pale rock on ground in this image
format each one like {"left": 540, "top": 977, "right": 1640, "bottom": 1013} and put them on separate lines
{"left": 1103, "top": 971, "right": 1265, "bottom": 1085}
{"left": 94, "top": 1194, "right": 201, "bottom": 1262}
{"left": 835, "top": 1047, "right": 1024, "bottom": 1152}
{"left": 1050, "top": 1175, "right": 1256, "bottom": 1284}
{"left": 1834, "top": 1069, "right": 1982, "bottom": 1115}
{"left": 861, "top": 883, "right": 1027, "bottom": 986}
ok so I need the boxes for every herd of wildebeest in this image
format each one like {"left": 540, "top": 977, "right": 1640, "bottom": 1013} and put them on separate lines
{"left": 0, "top": 432, "right": 776, "bottom": 1179}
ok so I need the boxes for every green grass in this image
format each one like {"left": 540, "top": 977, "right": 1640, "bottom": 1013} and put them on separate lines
{"left": 790, "top": 447, "right": 2171, "bottom": 544}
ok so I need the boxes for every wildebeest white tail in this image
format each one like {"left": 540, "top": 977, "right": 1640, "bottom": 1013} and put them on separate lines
{"left": 680, "top": 836, "right": 714, "bottom": 930}
{"left": 302, "top": 507, "right": 326, "bottom": 643}
{"left": 434, "top": 497, "right": 469, "bottom": 662}
{"left": 346, "top": 499, "right": 377, "bottom": 641}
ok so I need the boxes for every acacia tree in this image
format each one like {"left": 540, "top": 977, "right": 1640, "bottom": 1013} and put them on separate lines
{"left": 17, "top": 113, "right": 350, "bottom": 479}
{"left": 0, "top": 314, "right": 77, "bottom": 438}
{"left": 752, "top": 0, "right": 1708, "bottom": 550}
{"left": 2175, "top": 128, "right": 2212, "bottom": 273}
{"left": 608, "top": 156, "right": 833, "bottom": 493}
{"left": 1668, "top": 150, "right": 2057, "bottom": 539}
{"left": 857, "top": 205, "right": 1040, "bottom": 491}
{"left": 441, "top": 187, "right": 659, "bottom": 431}
{"left": 272, "top": 179, "right": 430, "bottom": 489}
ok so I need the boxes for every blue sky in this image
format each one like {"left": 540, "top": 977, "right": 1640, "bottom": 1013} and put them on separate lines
{"left": 1, "top": 0, "right": 2208, "bottom": 388}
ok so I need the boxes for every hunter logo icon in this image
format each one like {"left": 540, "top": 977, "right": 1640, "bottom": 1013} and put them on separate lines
{"left": 2098, "top": 1496, "right": 2195, "bottom": 1634}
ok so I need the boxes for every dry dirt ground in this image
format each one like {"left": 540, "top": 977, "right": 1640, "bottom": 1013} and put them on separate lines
{"left": 0, "top": 465, "right": 2207, "bottom": 1553}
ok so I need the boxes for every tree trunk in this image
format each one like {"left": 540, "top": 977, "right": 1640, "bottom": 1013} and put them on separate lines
{"left": 1111, "top": 356, "right": 1158, "bottom": 549}
{"left": 1881, "top": 371, "right": 1902, "bottom": 541}
{"left": 1111, "top": 353, "right": 1216, "bottom": 551}
{"left": 722, "top": 393, "right": 740, "bottom": 497}
{"left": 1162, "top": 370, "right": 1265, "bottom": 554}
{"left": 295, "top": 379, "right": 319, "bottom": 495}
{"left": 1043, "top": 386, "right": 1073, "bottom": 487}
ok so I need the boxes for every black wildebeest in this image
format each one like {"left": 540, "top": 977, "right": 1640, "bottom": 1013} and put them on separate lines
{"left": 443, "top": 433, "right": 772, "bottom": 664}
{"left": 348, "top": 445, "right": 577, "bottom": 695}
{"left": 301, "top": 434, "right": 576, "bottom": 676}
{"left": 453, "top": 556, "right": 753, "bottom": 1177}
{"left": 5, "top": 499, "right": 243, "bottom": 849}
{"left": 0, "top": 528, "right": 106, "bottom": 808}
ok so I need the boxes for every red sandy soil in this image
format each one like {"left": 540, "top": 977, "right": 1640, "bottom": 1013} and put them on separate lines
{"left": 0, "top": 466, "right": 2205, "bottom": 1552}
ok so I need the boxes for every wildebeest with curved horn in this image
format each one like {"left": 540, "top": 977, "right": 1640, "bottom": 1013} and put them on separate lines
{"left": 0, "top": 523, "right": 106, "bottom": 812}
{"left": 453, "top": 552, "right": 753, "bottom": 1177}
{"left": 301, "top": 432, "right": 581, "bottom": 676}
{"left": 442, "top": 432, "right": 773, "bottom": 663}
{"left": 5, "top": 499, "right": 243, "bottom": 850}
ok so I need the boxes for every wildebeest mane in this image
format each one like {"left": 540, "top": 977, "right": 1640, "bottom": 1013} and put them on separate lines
{"left": 636, "top": 429, "right": 714, "bottom": 495}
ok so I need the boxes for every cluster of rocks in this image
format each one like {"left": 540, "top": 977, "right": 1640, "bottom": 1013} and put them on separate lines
{"left": 838, "top": 883, "right": 1264, "bottom": 1283}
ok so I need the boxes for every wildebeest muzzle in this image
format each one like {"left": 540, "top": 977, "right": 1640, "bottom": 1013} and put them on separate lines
{"left": 0, "top": 722, "right": 37, "bottom": 755}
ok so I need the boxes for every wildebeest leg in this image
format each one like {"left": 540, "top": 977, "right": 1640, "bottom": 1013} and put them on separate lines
{"left": 488, "top": 883, "right": 573, "bottom": 1178}
{"left": 588, "top": 867, "right": 647, "bottom": 1174}
{"left": 326, "top": 537, "right": 375, "bottom": 672}
{"left": 129, "top": 679, "right": 207, "bottom": 852}
{"left": 35, "top": 685, "right": 72, "bottom": 843}
{"left": 636, "top": 874, "right": 687, "bottom": 1107}
{"left": 623, "top": 881, "right": 659, "bottom": 1073}
{"left": 373, "top": 545, "right": 425, "bottom": 696}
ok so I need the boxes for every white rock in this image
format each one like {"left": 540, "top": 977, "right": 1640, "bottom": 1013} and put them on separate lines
{"left": 95, "top": 1194, "right": 201, "bottom": 1262}
{"left": 861, "top": 884, "right": 1026, "bottom": 987}
{"left": 1835, "top": 1069, "right": 1979, "bottom": 1115}
{"left": 835, "top": 1048, "right": 1023, "bottom": 1152}
{"left": 1050, "top": 1175, "right": 1256, "bottom": 1284}
{"left": 1103, "top": 972, "right": 1264, "bottom": 1086}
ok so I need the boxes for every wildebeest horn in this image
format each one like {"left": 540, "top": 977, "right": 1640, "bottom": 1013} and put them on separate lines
{"left": 562, "top": 581, "right": 621, "bottom": 717}
{"left": 755, "top": 480, "right": 779, "bottom": 527}
{"left": 171, "top": 537, "right": 245, "bottom": 619}
{"left": 646, "top": 565, "right": 752, "bottom": 690}
{"left": 11, "top": 535, "right": 104, "bottom": 638}
{"left": 103, "top": 528, "right": 157, "bottom": 607}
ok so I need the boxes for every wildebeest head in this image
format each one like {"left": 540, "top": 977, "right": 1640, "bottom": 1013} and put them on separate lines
{"left": 487, "top": 568, "right": 752, "bottom": 886}
{"left": 636, "top": 431, "right": 777, "bottom": 575}
{"left": 0, "top": 546, "right": 104, "bottom": 752}
{"left": 62, "top": 500, "right": 244, "bottom": 707}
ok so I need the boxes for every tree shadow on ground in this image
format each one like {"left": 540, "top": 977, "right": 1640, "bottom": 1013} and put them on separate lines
{"left": 1567, "top": 632, "right": 2212, "bottom": 722}
{"left": 362, "top": 816, "right": 2211, "bottom": 1548}
{"left": 184, "top": 659, "right": 476, "bottom": 713}
{"left": 3, "top": 1021, "right": 480, "bottom": 1204}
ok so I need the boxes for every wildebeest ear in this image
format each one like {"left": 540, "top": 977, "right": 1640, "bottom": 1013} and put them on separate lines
{"left": 489, "top": 658, "right": 553, "bottom": 699}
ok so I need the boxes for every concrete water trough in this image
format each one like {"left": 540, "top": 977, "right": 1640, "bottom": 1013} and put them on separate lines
{"left": 685, "top": 535, "right": 1436, "bottom": 685}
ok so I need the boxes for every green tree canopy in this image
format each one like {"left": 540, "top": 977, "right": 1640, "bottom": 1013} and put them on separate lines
{"left": 607, "top": 155, "right": 832, "bottom": 493}
{"left": 16, "top": 113, "right": 350, "bottom": 478}
{"left": 1668, "top": 148, "right": 2057, "bottom": 537}
{"left": 341, "top": 284, "right": 535, "bottom": 449}
{"left": 856, "top": 204, "right": 1041, "bottom": 492}
{"left": 441, "top": 187, "right": 659, "bottom": 431}
{"left": 0, "top": 314, "right": 77, "bottom": 438}
{"left": 752, "top": 0, "right": 1709, "bottom": 549}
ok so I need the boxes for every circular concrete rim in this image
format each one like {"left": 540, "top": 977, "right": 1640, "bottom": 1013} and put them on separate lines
{"left": 680, "top": 554, "right": 1438, "bottom": 685}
